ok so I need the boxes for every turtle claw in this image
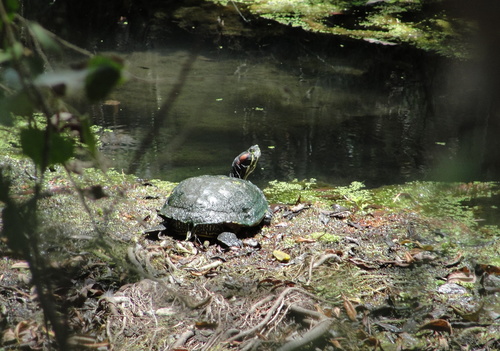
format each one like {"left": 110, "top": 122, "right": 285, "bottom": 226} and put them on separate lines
{"left": 217, "top": 232, "right": 243, "bottom": 248}
{"left": 144, "top": 224, "right": 167, "bottom": 240}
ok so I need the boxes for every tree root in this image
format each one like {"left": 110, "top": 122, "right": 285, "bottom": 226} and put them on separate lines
{"left": 225, "top": 287, "right": 301, "bottom": 343}
{"left": 276, "top": 318, "right": 333, "bottom": 351}
{"left": 170, "top": 329, "right": 195, "bottom": 350}
{"left": 287, "top": 304, "right": 326, "bottom": 320}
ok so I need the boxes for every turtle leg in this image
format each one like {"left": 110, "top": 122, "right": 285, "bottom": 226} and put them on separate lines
{"left": 185, "top": 224, "right": 198, "bottom": 241}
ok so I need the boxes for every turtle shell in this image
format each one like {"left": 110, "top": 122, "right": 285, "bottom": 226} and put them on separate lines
{"left": 159, "top": 175, "right": 268, "bottom": 234}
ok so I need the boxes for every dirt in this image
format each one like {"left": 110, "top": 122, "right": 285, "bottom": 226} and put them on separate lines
{"left": 0, "top": 154, "right": 499, "bottom": 351}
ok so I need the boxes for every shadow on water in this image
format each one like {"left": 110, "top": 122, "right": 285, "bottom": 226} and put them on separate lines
{"left": 91, "top": 37, "right": 499, "bottom": 188}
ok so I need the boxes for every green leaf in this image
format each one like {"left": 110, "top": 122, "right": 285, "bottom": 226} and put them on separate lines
{"left": 88, "top": 55, "right": 124, "bottom": 71}
{"left": 0, "top": 92, "right": 34, "bottom": 118}
{"left": 20, "top": 128, "right": 75, "bottom": 169}
{"left": 0, "top": 99, "right": 14, "bottom": 126}
{"left": 9, "top": 41, "right": 23, "bottom": 60}
{"left": 85, "top": 56, "right": 125, "bottom": 102}
{"left": 20, "top": 128, "right": 45, "bottom": 168}
{"left": 5, "top": 0, "right": 19, "bottom": 13}
{"left": 85, "top": 65, "right": 121, "bottom": 102}
{"left": 0, "top": 42, "right": 23, "bottom": 63}
{"left": 28, "top": 22, "right": 60, "bottom": 53}
{"left": 26, "top": 56, "right": 45, "bottom": 77}
{"left": 0, "top": 50, "right": 12, "bottom": 65}
{"left": 80, "top": 116, "right": 98, "bottom": 157}
{"left": 0, "top": 0, "right": 19, "bottom": 26}
{"left": 50, "top": 133, "right": 76, "bottom": 165}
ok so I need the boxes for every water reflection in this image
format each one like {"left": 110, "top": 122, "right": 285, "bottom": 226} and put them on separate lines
{"left": 92, "top": 43, "right": 498, "bottom": 187}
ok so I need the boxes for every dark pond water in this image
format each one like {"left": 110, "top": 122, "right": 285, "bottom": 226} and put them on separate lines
{"left": 87, "top": 35, "right": 499, "bottom": 188}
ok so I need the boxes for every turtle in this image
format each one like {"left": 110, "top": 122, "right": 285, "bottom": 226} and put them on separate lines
{"left": 158, "top": 145, "right": 269, "bottom": 242}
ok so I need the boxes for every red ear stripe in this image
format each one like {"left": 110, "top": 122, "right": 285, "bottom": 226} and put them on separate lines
{"left": 238, "top": 154, "right": 249, "bottom": 163}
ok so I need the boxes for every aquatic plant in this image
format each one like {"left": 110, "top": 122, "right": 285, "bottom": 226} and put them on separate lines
{"left": 208, "top": 0, "right": 475, "bottom": 58}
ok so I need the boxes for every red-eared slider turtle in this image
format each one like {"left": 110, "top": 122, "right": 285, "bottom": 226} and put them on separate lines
{"left": 158, "top": 145, "right": 269, "bottom": 242}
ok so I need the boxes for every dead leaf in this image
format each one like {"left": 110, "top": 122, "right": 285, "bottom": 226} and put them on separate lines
{"left": 322, "top": 307, "right": 333, "bottom": 318}
{"left": 273, "top": 250, "right": 290, "bottom": 263}
{"left": 342, "top": 295, "right": 357, "bottom": 321}
{"left": 295, "top": 237, "right": 316, "bottom": 243}
{"left": 447, "top": 267, "right": 476, "bottom": 284}
{"left": 14, "top": 320, "right": 39, "bottom": 344}
{"left": 451, "top": 304, "right": 483, "bottom": 322}
{"left": 332, "top": 307, "right": 341, "bottom": 318}
{"left": 329, "top": 338, "right": 344, "bottom": 349}
{"left": 2, "top": 328, "right": 15, "bottom": 344}
{"left": 190, "top": 270, "right": 211, "bottom": 276}
{"left": 195, "top": 321, "right": 218, "bottom": 329}
{"left": 404, "top": 251, "right": 414, "bottom": 263}
{"left": 363, "top": 336, "right": 381, "bottom": 348}
{"left": 11, "top": 261, "right": 30, "bottom": 269}
{"left": 349, "top": 258, "right": 379, "bottom": 270}
{"left": 476, "top": 264, "right": 500, "bottom": 275}
{"left": 400, "top": 239, "right": 413, "bottom": 245}
{"left": 325, "top": 248, "right": 343, "bottom": 256}
{"left": 412, "top": 251, "right": 437, "bottom": 262}
{"left": 419, "top": 319, "right": 453, "bottom": 334}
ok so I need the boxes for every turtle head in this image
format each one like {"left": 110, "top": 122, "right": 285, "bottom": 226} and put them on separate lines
{"left": 230, "top": 145, "right": 261, "bottom": 180}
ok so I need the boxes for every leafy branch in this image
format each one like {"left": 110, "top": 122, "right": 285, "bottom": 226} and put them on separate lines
{"left": 0, "top": 0, "right": 126, "bottom": 348}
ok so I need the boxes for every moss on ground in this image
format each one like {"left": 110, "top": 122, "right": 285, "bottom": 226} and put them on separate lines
{"left": 0, "top": 124, "right": 499, "bottom": 350}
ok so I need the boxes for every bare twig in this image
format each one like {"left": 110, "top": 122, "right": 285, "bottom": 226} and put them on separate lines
{"left": 306, "top": 254, "right": 316, "bottom": 285}
{"left": 196, "top": 259, "right": 224, "bottom": 272}
{"left": 16, "top": 15, "right": 93, "bottom": 57}
{"left": 230, "top": 1, "right": 250, "bottom": 23}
